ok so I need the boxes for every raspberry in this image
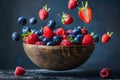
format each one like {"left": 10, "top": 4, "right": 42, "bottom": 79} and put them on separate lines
{"left": 60, "top": 39, "right": 73, "bottom": 46}
{"left": 100, "top": 68, "right": 112, "bottom": 79}
{"left": 24, "top": 33, "right": 39, "bottom": 44}
{"left": 43, "top": 26, "right": 54, "bottom": 38}
{"left": 56, "top": 28, "right": 66, "bottom": 37}
{"left": 81, "top": 27, "right": 88, "bottom": 35}
{"left": 14, "top": 66, "right": 25, "bottom": 76}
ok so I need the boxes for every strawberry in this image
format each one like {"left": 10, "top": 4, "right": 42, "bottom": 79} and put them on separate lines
{"left": 14, "top": 66, "right": 25, "bottom": 76}
{"left": 68, "top": 0, "right": 79, "bottom": 10}
{"left": 59, "top": 12, "right": 73, "bottom": 25}
{"left": 60, "top": 39, "right": 73, "bottom": 46}
{"left": 102, "top": 32, "right": 113, "bottom": 44}
{"left": 24, "top": 33, "right": 39, "bottom": 44}
{"left": 78, "top": 1, "right": 92, "bottom": 24}
{"left": 39, "top": 5, "right": 50, "bottom": 20}
{"left": 43, "top": 26, "right": 54, "bottom": 38}
{"left": 100, "top": 68, "right": 112, "bottom": 79}
{"left": 82, "top": 33, "right": 94, "bottom": 45}
{"left": 81, "top": 27, "right": 88, "bottom": 35}
{"left": 56, "top": 28, "right": 66, "bottom": 37}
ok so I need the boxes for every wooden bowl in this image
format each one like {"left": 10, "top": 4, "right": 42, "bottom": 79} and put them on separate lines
{"left": 23, "top": 43, "right": 95, "bottom": 71}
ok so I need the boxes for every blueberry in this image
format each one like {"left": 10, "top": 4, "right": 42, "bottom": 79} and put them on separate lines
{"left": 76, "top": 34, "right": 83, "bottom": 39}
{"left": 42, "top": 38, "right": 51, "bottom": 44}
{"left": 47, "top": 20, "right": 56, "bottom": 30}
{"left": 93, "top": 35, "right": 99, "bottom": 43}
{"left": 46, "top": 41, "right": 55, "bottom": 46}
{"left": 39, "top": 35, "right": 44, "bottom": 41}
{"left": 17, "top": 16, "right": 27, "bottom": 26}
{"left": 11, "top": 32, "right": 21, "bottom": 41}
{"left": 35, "top": 29, "right": 43, "bottom": 36}
{"left": 29, "top": 17, "right": 37, "bottom": 25}
{"left": 74, "top": 37, "right": 80, "bottom": 44}
{"left": 22, "top": 26, "right": 31, "bottom": 34}
{"left": 53, "top": 35, "right": 61, "bottom": 44}
{"left": 72, "top": 27, "right": 82, "bottom": 35}
{"left": 68, "top": 34, "right": 75, "bottom": 39}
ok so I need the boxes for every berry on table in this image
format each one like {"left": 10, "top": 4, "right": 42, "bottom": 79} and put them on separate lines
{"left": 17, "top": 16, "right": 27, "bottom": 26}
{"left": 14, "top": 66, "right": 25, "bottom": 76}
{"left": 100, "top": 68, "right": 112, "bottom": 79}
{"left": 11, "top": 32, "right": 21, "bottom": 41}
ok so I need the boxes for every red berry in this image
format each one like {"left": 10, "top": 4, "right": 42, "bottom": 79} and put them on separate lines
{"left": 43, "top": 26, "right": 55, "bottom": 38}
{"left": 102, "top": 32, "right": 113, "bottom": 44}
{"left": 35, "top": 41, "right": 45, "bottom": 45}
{"left": 67, "top": 29, "right": 72, "bottom": 35}
{"left": 56, "top": 28, "right": 66, "bottom": 37}
{"left": 62, "top": 35, "right": 67, "bottom": 39}
{"left": 100, "top": 68, "right": 112, "bottom": 79}
{"left": 60, "top": 39, "right": 73, "bottom": 46}
{"left": 68, "top": 0, "right": 79, "bottom": 10}
{"left": 14, "top": 66, "right": 25, "bottom": 76}
{"left": 82, "top": 34, "right": 94, "bottom": 45}
{"left": 81, "top": 27, "right": 88, "bottom": 35}
{"left": 39, "top": 5, "right": 50, "bottom": 20}
{"left": 24, "top": 33, "right": 39, "bottom": 44}
{"left": 61, "top": 12, "right": 73, "bottom": 25}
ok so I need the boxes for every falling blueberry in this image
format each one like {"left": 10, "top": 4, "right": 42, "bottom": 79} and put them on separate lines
{"left": 47, "top": 20, "right": 56, "bottom": 30}
{"left": 17, "top": 16, "right": 27, "bottom": 26}
{"left": 11, "top": 32, "right": 21, "bottom": 41}
{"left": 22, "top": 26, "right": 31, "bottom": 34}
{"left": 29, "top": 17, "right": 37, "bottom": 25}
{"left": 93, "top": 35, "right": 99, "bottom": 43}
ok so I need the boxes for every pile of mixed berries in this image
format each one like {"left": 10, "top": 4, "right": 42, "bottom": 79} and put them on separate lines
{"left": 12, "top": 17, "right": 100, "bottom": 46}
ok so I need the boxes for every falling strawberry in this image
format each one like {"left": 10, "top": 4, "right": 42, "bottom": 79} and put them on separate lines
{"left": 78, "top": 1, "right": 92, "bottom": 24}
{"left": 68, "top": 0, "right": 79, "bottom": 10}
{"left": 82, "top": 33, "right": 94, "bottom": 45}
{"left": 38, "top": 5, "right": 50, "bottom": 20}
{"left": 58, "top": 12, "right": 73, "bottom": 25}
{"left": 102, "top": 32, "right": 113, "bottom": 44}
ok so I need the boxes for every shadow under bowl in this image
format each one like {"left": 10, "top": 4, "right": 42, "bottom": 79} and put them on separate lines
{"left": 23, "top": 43, "right": 95, "bottom": 71}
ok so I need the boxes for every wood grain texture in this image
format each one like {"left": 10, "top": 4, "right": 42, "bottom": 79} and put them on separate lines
{"left": 23, "top": 43, "right": 95, "bottom": 71}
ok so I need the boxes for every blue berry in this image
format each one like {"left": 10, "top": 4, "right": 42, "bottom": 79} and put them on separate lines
{"left": 35, "top": 29, "right": 43, "bottom": 36}
{"left": 46, "top": 41, "right": 55, "bottom": 46}
{"left": 22, "top": 26, "right": 31, "bottom": 34}
{"left": 47, "top": 20, "right": 56, "bottom": 30}
{"left": 42, "top": 38, "right": 51, "bottom": 44}
{"left": 29, "top": 17, "right": 37, "bottom": 25}
{"left": 39, "top": 35, "right": 44, "bottom": 41}
{"left": 76, "top": 34, "right": 83, "bottom": 39}
{"left": 11, "top": 32, "right": 21, "bottom": 41}
{"left": 17, "top": 17, "right": 27, "bottom": 26}
{"left": 53, "top": 35, "right": 61, "bottom": 44}
{"left": 93, "top": 35, "right": 99, "bottom": 43}
{"left": 72, "top": 27, "right": 82, "bottom": 36}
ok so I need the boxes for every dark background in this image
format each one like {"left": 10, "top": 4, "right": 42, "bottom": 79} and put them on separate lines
{"left": 0, "top": 0, "right": 120, "bottom": 70}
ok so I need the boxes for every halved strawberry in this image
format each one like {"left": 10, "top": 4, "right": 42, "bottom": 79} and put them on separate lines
{"left": 78, "top": 1, "right": 92, "bottom": 24}
{"left": 102, "top": 32, "right": 113, "bottom": 44}
{"left": 39, "top": 5, "right": 50, "bottom": 20}
{"left": 68, "top": 0, "right": 79, "bottom": 10}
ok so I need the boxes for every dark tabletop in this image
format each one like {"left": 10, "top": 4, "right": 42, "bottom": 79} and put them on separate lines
{"left": 0, "top": 69, "right": 120, "bottom": 80}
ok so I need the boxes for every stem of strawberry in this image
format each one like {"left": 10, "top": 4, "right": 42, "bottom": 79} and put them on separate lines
{"left": 43, "top": 4, "right": 50, "bottom": 11}
{"left": 107, "top": 32, "right": 113, "bottom": 37}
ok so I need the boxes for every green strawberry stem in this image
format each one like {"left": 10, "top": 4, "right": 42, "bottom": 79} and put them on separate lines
{"left": 78, "top": 1, "right": 88, "bottom": 10}
{"left": 107, "top": 32, "right": 113, "bottom": 37}
{"left": 43, "top": 4, "right": 50, "bottom": 11}
{"left": 22, "top": 31, "right": 32, "bottom": 40}
{"left": 67, "top": 36, "right": 74, "bottom": 42}
{"left": 90, "top": 32, "right": 94, "bottom": 37}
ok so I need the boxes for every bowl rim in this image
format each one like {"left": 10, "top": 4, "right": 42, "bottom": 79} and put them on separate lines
{"left": 23, "top": 43, "right": 95, "bottom": 48}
